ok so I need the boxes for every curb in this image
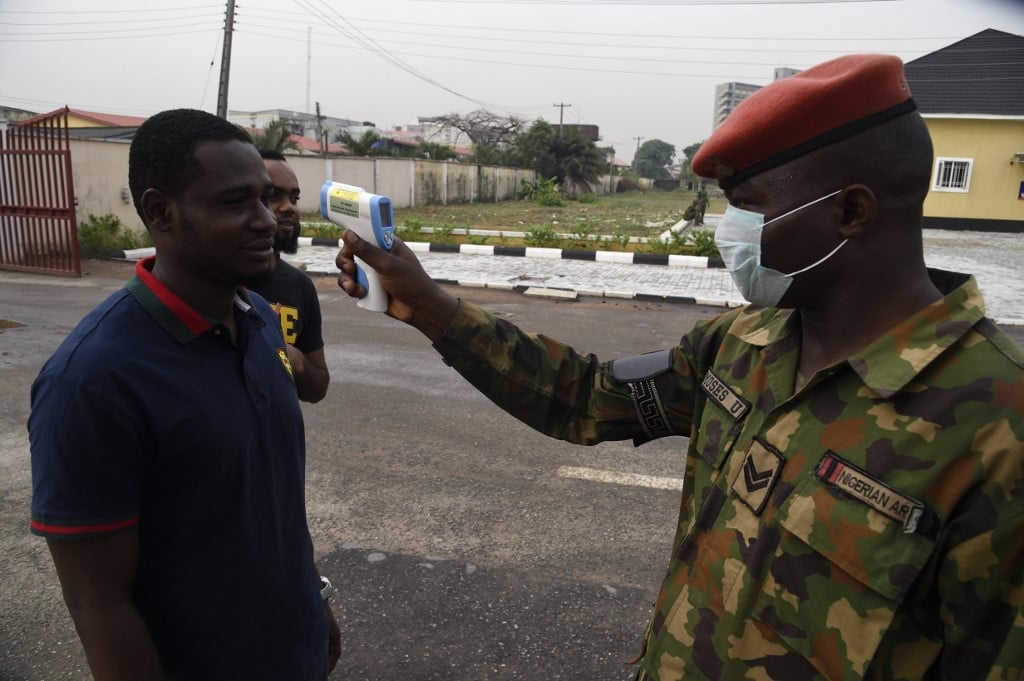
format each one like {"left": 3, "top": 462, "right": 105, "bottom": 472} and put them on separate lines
{"left": 106, "top": 245, "right": 1023, "bottom": 324}
{"left": 301, "top": 237, "right": 727, "bottom": 270}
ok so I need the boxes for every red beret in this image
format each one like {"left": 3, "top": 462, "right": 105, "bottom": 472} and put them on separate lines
{"left": 692, "top": 54, "right": 916, "bottom": 189}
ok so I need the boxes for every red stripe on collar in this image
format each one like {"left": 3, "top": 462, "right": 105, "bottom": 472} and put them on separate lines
{"left": 134, "top": 256, "right": 211, "bottom": 336}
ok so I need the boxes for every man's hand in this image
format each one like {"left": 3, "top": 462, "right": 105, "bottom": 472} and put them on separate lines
{"left": 335, "top": 229, "right": 458, "bottom": 342}
{"left": 284, "top": 344, "right": 329, "bottom": 403}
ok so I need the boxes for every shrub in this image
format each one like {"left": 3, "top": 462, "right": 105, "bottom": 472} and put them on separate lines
{"left": 689, "top": 229, "right": 719, "bottom": 257}
{"left": 608, "top": 229, "right": 631, "bottom": 251}
{"left": 576, "top": 193, "right": 599, "bottom": 204}
{"left": 566, "top": 222, "right": 593, "bottom": 249}
{"left": 431, "top": 223, "right": 457, "bottom": 244}
{"left": 523, "top": 225, "right": 560, "bottom": 247}
{"left": 645, "top": 230, "right": 689, "bottom": 255}
{"left": 615, "top": 177, "right": 643, "bottom": 193}
{"left": 77, "top": 213, "right": 151, "bottom": 258}
{"left": 302, "top": 222, "right": 341, "bottom": 239}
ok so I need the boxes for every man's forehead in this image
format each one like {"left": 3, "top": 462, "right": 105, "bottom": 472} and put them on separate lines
{"left": 191, "top": 139, "right": 270, "bottom": 187}
{"left": 264, "top": 158, "right": 298, "bottom": 185}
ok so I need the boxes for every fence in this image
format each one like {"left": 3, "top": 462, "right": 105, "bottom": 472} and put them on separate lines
{"left": 0, "top": 108, "right": 79, "bottom": 276}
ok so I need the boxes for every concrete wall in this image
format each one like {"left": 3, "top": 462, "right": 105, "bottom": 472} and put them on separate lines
{"left": 63, "top": 140, "right": 652, "bottom": 233}
{"left": 923, "top": 117, "right": 1024, "bottom": 224}
{"left": 68, "top": 139, "right": 140, "bottom": 230}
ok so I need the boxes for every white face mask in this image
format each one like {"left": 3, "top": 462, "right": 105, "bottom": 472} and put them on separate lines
{"left": 714, "top": 189, "right": 846, "bottom": 307}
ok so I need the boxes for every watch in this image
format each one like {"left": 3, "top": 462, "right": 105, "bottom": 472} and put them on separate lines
{"left": 319, "top": 576, "right": 334, "bottom": 602}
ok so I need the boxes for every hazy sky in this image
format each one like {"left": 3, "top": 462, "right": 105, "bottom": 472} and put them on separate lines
{"left": 2, "top": 0, "right": 1022, "bottom": 162}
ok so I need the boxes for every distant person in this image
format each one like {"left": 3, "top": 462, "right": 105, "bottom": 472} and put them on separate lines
{"left": 249, "top": 149, "right": 330, "bottom": 403}
{"left": 29, "top": 109, "right": 339, "bottom": 680}
{"left": 334, "top": 55, "right": 1024, "bottom": 679}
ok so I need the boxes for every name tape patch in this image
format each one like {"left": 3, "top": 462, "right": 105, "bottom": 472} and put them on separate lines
{"left": 816, "top": 452, "right": 924, "bottom": 533}
{"left": 700, "top": 370, "right": 750, "bottom": 420}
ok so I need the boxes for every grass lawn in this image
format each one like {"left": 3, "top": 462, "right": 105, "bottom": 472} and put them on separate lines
{"left": 301, "top": 188, "right": 727, "bottom": 256}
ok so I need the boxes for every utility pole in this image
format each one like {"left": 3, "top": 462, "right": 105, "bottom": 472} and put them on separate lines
{"left": 306, "top": 27, "right": 312, "bottom": 114}
{"left": 215, "top": 0, "right": 236, "bottom": 119}
{"left": 553, "top": 102, "right": 571, "bottom": 136}
{"left": 633, "top": 136, "right": 645, "bottom": 172}
{"left": 315, "top": 101, "right": 326, "bottom": 158}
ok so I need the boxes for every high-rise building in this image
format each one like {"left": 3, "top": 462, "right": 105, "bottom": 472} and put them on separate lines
{"left": 712, "top": 68, "right": 801, "bottom": 130}
{"left": 712, "top": 82, "right": 761, "bottom": 130}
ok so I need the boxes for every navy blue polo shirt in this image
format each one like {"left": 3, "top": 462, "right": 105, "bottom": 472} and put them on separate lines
{"left": 29, "top": 256, "right": 327, "bottom": 680}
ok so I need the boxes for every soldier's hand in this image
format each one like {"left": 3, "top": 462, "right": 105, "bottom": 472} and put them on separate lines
{"left": 335, "top": 229, "right": 458, "bottom": 342}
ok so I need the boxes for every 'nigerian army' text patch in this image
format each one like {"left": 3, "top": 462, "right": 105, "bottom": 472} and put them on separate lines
{"left": 700, "top": 370, "right": 750, "bottom": 420}
{"left": 815, "top": 452, "right": 924, "bottom": 533}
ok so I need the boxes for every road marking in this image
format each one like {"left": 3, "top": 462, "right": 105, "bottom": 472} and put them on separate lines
{"left": 557, "top": 466, "right": 684, "bottom": 491}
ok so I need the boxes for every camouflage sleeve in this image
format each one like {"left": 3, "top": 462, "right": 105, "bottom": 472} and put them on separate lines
{"left": 937, "top": 505, "right": 1024, "bottom": 677}
{"left": 432, "top": 300, "right": 702, "bottom": 445}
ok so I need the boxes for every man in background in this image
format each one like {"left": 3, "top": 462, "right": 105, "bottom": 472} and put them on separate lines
{"left": 249, "top": 149, "right": 330, "bottom": 403}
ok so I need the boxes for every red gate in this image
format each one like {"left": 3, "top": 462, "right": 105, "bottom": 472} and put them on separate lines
{"left": 0, "top": 107, "right": 80, "bottom": 276}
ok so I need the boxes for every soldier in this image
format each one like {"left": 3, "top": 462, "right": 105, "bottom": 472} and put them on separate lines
{"left": 693, "top": 188, "right": 708, "bottom": 225}
{"left": 335, "top": 55, "right": 1024, "bottom": 679}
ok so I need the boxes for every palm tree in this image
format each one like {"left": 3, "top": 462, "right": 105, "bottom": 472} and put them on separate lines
{"left": 249, "top": 119, "right": 298, "bottom": 152}
{"left": 335, "top": 129, "right": 382, "bottom": 156}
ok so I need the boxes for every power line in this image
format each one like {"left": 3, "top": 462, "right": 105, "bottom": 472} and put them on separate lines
{"left": 293, "top": 0, "right": 542, "bottom": 113}
{"left": 0, "top": 12, "right": 223, "bottom": 27}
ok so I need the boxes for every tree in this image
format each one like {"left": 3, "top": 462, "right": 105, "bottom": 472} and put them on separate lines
{"left": 249, "top": 119, "right": 298, "bottom": 152}
{"left": 435, "top": 109, "right": 526, "bottom": 150}
{"left": 634, "top": 139, "right": 675, "bottom": 180}
{"left": 678, "top": 140, "right": 704, "bottom": 187}
{"left": 335, "top": 129, "right": 382, "bottom": 156}
{"left": 507, "top": 120, "right": 607, "bottom": 194}
{"left": 418, "top": 141, "right": 458, "bottom": 161}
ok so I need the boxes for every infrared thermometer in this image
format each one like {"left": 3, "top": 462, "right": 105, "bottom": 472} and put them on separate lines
{"left": 319, "top": 181, "right": 395, "bottom": 312}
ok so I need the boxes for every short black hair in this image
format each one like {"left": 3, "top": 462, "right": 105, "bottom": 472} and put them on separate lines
{"left": 128, "top": 109, "right": 253, "bottom": 225}
{"left": 259, "top": 149, "right": 287, "bottom": 161}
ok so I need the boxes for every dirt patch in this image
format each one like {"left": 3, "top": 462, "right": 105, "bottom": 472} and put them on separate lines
{"left": 0, "top": 319, "right": 25, "bottom": 331}
{"left": 80, "top": 258, "right": 136, "bottom": 281}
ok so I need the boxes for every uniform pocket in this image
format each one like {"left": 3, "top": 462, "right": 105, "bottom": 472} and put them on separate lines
{"left": 753, "top": 472, "right": 937, "bottom": 680}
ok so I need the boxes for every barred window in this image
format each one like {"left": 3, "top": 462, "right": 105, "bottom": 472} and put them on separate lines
{"left": 933, "top": 158, "right": 973, "bottom": 192}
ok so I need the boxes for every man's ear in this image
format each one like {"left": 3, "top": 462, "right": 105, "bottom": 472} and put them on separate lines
{"left": 140, "top": 188, "right": 176, "bottom": 234}
{"left": 837, "top": 184, "right": 876, "bottom": 239}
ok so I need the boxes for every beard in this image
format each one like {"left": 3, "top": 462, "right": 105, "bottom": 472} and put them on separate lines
{"left": 274, "top": 220, "right": 301, "bottom": 255}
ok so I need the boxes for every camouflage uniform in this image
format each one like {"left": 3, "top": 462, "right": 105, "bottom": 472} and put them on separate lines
{"left": 433, "top": 269, "right": 1024, "bottom": 680}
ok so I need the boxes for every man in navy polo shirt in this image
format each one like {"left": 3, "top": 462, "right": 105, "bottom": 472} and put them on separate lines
{"left": 29, "top": 109, "right": 339, "bottom": 679}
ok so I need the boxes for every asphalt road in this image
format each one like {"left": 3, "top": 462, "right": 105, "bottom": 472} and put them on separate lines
{"left": 0, "top": 260, "right": 725, "bottom": 681}
{"left": 3, "top": 260, "right": 1022, "bottom": 680}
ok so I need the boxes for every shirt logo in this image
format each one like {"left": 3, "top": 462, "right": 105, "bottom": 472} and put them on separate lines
{"left": 815, "top": 452, "right": 925, "bottom": 533}
{"left": 732, "top": 438, "right": 785, "bottom": 515}
{"left": 277, "top": 347, "right": 294, "bottom": 380}
{"left": 700, "top": 370, "right": 750, "bottom": 420}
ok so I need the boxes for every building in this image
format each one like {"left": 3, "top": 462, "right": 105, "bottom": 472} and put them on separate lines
{"left": 227, "top": 108, "right": 364, "bottom": 147}
{"left": 713, "top": 68, "right": 801, "bottom": 131}
{"left": 713, "top": 82, "right": 761, "bottom": 131}
{"left": 904, "top": 28, "right": 1024, "bottom": 232}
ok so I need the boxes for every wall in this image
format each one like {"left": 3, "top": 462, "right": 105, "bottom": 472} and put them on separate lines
{"left": 923, "top": 117, "right": 1024, "bottom": 228}
{"left": 65, "top": 140, "right": 654, "bottom": 233}
{"left": 68, "top": 138, "right": 140, "bottom": 230}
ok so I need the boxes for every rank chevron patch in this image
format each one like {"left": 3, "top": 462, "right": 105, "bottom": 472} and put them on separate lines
{"left": 732, "top": 438, "right": 785, "bottom": 515}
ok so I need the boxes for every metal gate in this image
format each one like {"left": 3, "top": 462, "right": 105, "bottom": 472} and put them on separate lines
{"left": 0, "top": 107, "right": 80, "bottom": 276}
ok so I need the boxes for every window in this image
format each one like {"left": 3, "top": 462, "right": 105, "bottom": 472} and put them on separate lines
{"left": 933, "top": 157, "right": 973, "bottom": 192}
